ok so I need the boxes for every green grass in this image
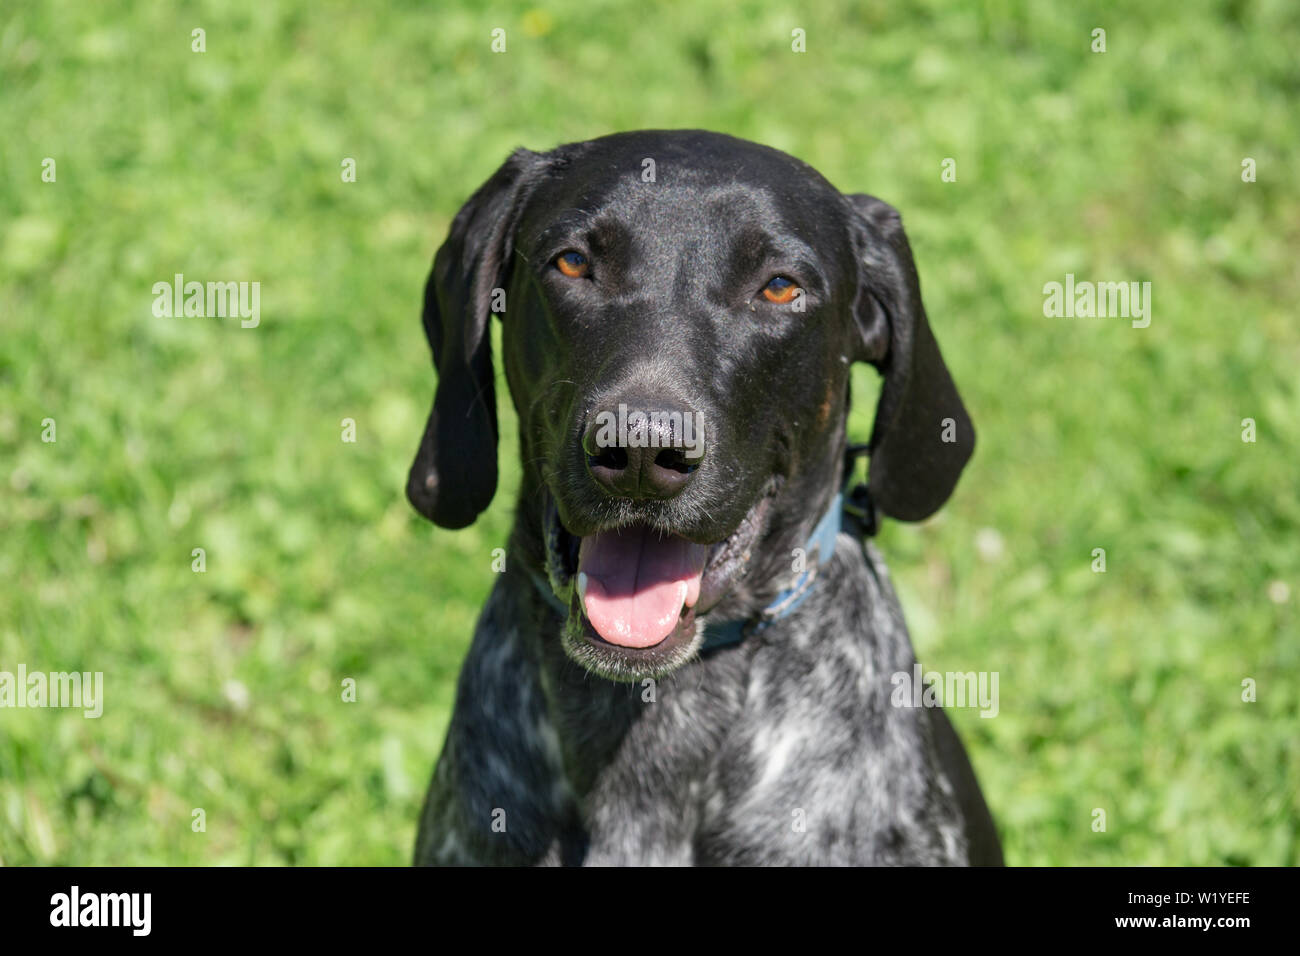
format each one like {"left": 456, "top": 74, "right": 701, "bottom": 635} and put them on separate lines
{"left": 1, "top": 0, "right": 1297, "bottom": 865}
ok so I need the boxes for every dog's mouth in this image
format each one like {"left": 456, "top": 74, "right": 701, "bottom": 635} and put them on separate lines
{"left": 576, "top": 525, "right": 708, "bottom": 649}
{"left": 543, "top": 492, "right": 771, "bottom": 679}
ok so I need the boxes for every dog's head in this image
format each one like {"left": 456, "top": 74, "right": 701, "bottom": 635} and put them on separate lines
{"left": 408, "top": 131, "right": 973, "bottom": 681}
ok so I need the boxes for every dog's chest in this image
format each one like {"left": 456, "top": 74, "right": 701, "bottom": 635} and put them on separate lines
{"left": 431, "top": 547, "right": 968, "bottom": 865}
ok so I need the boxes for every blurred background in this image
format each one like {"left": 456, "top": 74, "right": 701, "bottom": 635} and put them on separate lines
{"left": 1, "top": 0, "right": 1296, "bottom": 865}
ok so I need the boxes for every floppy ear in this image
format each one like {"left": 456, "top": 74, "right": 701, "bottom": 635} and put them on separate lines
{"left": 847, "top": 193, "right": 975, "bottom": 522}
{"left": 407, "top": 149, "right": 542, "bottom": 529}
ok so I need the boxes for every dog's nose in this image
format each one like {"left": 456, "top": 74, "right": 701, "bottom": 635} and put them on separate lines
{"left": 582, "top": 398, "right": 706, "bottom": 500}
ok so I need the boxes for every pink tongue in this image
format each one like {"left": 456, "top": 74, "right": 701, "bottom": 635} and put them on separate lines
{"left": 577, "top": 527, "right": 708, "bottom": 648}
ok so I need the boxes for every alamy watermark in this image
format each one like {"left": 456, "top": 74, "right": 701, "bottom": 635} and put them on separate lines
{"left": 50, "top": 886, "right": 150, "bottom": 935}
{"left": 0, "top": 665, "right": 103, "bottom": 718}
{"left": 151, "top": 273, "right": 260, "bottom": 328}
{"left": 1043, "top": 273, "right": 1151, "bottom": 328}
{"left": 592, "top": 403, "right": 705, "bottom": 459}
{"left": 890, "top": 664, "right": 999, "bottom": 718}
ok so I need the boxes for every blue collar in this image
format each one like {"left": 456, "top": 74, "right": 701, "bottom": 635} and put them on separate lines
{"left": 695, "top": 489, "right": 844, "bottom": 650}
{"left": 526, "top": 467, "right": 875, "bottom": 653}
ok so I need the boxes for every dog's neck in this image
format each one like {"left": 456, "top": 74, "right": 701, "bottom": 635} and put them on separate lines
{"left": 501, "top": 454, "right": 872, "bottom": 800}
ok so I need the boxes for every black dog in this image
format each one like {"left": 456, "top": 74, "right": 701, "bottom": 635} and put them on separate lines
{"left": 408, "top": 130, "right": 1001, "bottom": 865}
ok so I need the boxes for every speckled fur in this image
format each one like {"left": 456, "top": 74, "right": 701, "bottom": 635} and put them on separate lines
{"left": 414, "top": 535, "right": 1001, "bottom": 866}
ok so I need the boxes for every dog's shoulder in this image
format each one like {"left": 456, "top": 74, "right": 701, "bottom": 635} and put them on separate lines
{"left": 414, "top": 574, "right": 577, "bottom": 865}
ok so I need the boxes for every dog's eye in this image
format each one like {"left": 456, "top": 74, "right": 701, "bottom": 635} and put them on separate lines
{"left": 761, "top": 276, "right": 800, "bottom": 304}
{"left": 555, "top": 251, "right": 589, "bottom": 278}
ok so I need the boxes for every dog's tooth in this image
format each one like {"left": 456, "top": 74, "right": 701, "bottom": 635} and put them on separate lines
{"left": 576, "top": 572, "right": 588, "bottom": 606}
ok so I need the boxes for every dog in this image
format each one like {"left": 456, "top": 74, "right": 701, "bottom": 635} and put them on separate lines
{"left": 407, "top": 130, "right": 1001, "bottom": 865}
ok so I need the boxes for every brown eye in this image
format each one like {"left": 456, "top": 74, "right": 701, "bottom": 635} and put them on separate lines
{"left": 762, "top": 275, "right": 800, "bottom": 304}
{"left": 555, "top": 251, "right": 589, "bottom": 278}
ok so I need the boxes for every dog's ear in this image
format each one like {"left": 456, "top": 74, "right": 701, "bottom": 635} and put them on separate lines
{"left": 407, "top": 149, "right": 542, "bottom": 529}
{"left": 847, "top": 193, "right": 974, "bottom": 522}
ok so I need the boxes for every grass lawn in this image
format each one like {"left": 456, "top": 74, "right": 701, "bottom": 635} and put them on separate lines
{"left": 0, "top": 0, "right": 1296, "bottom": 864}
